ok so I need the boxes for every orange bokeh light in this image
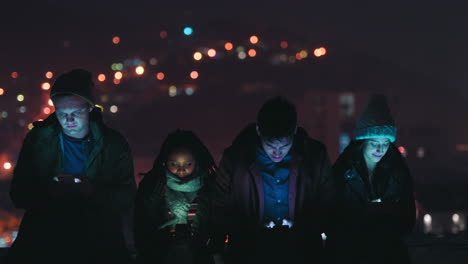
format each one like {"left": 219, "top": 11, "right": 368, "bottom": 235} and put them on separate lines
{"left": 98, "top": 74, "right": 106, "bottom": 82}
{"left": 314, "top": 48, "right": 323, "bottom": 57}
{"left": 248, "top": 49, "right": 257, "bottom": 57}
{"left": 295, "top": 53, "right": 302, "bottom": 60}
{"left": 190, "top": 71, "right": 199, "bottom": 79}
{"left": 156, "top": 72, "right": 165, "bottom": 80}
{"left": 112, "top": 36, "right": 120, "bottom": 44}
{"left": 207, "top": 49, "right": 216, "bottom": 57}
{"left": 314, "top": 47, "right": 327, "bottom": 57}
{"left": 3, "top": 162, "right": 12, "bottom": 170}
{"left": 280, "top": 41, "right": 288, "bottom": 49}
{"left": 114, "top": 72, "right": 123, "bottom": 80}
{"left": 0, "top": 88, "right": 4, "bottom": 96}
{"left": 225, "top": 42, "right": 233, "bottom": 51}
{"left": 194, "top": 52, "right": 203, "bottom": 61}
{"left": 45, "top": 71, "right": 53, "bottom": 79}
{"left": 135, "top": 66, "right": 145, "bottom": 75}
{"left": 41, "top": 82, "right": 51, "bottom": 90}
{"left": 319, "top": 47, "right": 327, "bottom": 56}
{"left": 250, "top": 35, "right": 259, "bottom": 44}
{"left": 43, "top": 107, "right": 51, "bottom": 115}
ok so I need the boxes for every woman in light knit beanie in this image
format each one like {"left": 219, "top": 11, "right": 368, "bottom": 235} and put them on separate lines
{"left": 327, "top": 95, "right": 415, "bottom": 264}
{"left": 135, "top": 130, "right": 216, "bottom": 264}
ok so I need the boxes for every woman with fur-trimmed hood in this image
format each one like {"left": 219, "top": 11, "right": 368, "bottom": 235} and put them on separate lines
{"left": 328, "top": 95, "right": 415, "bottom": 264}
{"left": 135, "top": 130, "right": 216, "bottom": 264}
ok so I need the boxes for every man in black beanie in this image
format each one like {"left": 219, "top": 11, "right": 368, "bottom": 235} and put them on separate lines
{"left": 208, "top": 96, "right": 337, "bottom": 264}
{"left": 7, "top": 69, "right": 136, "bottom": 264}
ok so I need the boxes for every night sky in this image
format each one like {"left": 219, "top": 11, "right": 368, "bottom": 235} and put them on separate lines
{"left": 1, "top": 1, "right": 462, "bottom": 76}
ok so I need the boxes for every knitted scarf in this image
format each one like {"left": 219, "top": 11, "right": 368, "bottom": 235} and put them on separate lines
{"left": 159, "top": 171, "right": 203, "bottom": 229}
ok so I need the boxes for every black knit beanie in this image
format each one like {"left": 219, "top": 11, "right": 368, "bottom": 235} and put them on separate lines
{"left": 354, "top": 94, "right": 397, "bottom": 142}
{"left": 50, "top": 69, "right": 94, "bottom": 106}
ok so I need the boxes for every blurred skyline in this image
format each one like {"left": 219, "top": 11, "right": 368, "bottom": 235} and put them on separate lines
{"left": 1, "top": 0, "right": 467, "bottom": 181}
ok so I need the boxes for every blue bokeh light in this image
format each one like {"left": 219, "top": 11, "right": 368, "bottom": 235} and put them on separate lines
{"left": 183, "top": 27, "right": 193, "bottom": 36}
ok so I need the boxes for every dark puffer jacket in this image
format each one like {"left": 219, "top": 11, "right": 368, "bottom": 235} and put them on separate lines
{"left": 210, "top": 124, "right": 336, "bottom": 264}
{"left": 8, "top": 108, "right": 136, "bottom": 264}
{"left": 328, "top": 141, "right": 415, "bottom": 264}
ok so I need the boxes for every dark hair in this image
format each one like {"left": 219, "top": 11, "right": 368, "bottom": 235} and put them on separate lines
{"left": 257, "top": 96, "right": 297, "bottom": 139}
{"left": 338, "top": 140, "right": 402, "bottom": 170}
{"left": 151, "top": 130, "right": 216, "bottom": 182}
{"left": 336, "top": 140, "right": 409, "bottom": 196}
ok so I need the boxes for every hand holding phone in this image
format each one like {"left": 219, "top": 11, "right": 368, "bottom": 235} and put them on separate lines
{"left": 52, "top": 174, "right": 85, "bottom": 184}
{"left": 52, "top": 174, "right": 75, "bottom": 184}
{"left": 50, "top": 174, "right": 92, "bottom": 200}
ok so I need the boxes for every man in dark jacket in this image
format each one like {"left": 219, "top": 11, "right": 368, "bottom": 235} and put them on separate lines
{"left": 7, "top": 69, "right": 136, "bottom": 264}
{"left": 210, "top": 96, "right": 336, "bottom": 264}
